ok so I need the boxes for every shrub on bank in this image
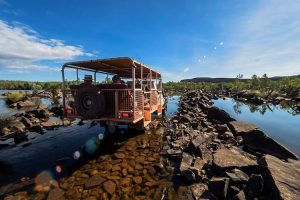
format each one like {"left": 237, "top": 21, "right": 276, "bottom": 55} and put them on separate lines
{"left": 6, "top": 92, "right": 24, "bottom": 104}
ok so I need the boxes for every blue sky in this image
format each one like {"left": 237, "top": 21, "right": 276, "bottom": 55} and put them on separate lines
{"left": 0, "top": 0, "right": 299, "bottom": 81}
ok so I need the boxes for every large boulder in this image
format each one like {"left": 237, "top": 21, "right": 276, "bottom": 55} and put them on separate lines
{"left": 9, "top": 121, "right": 26, "bottom": 133}
{"left": 17, "top": 100, "right": 36, "bottom": 109}
{"left": 180, "top": 153, "right": 196, "bottom": 182}
{"left": 41, "top": 121, "right": 59, "bottom": 129}
{"left": 20, "top": 117, "right": 33, "bottom": 128}
{"left": 190, "top": 183, "right": 208, "bottom": 200}
{"left": 179, "top": 153, "right": 205, "bottom": 182}
{"left": 208, "top": 177, "right": 230, "bottom": 199}
{"left": 229, "top": 121, "right": 298, "bottom": 160}
{"left": 225, "top": 168, "right": 249, "bottom": 184}
{"left": 213, "top": 147, "right": 258, "bottom": 173}
{"left": 258, "top": 155, "right": 300, "bottom": 200}
{"left": 244, "top": 174, "right": 264, "bottom": 198}
{"left": 228, "top": 121, "right": 258, "bottom": 136}
{"left": 188, "top": 134, "right": 210, "bottom": 154}
{"left": 243, "top": 129, "right": 298, "bottom": 160}
{"left": 206, "top": 106, "right": 235, "bottom": 124}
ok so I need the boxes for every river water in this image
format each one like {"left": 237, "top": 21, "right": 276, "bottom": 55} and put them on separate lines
{"left": 0, "top": 95, "right": 180, "bottom": 186}
{"left": 213, "top": 98, "right": 300, "bottom": 156}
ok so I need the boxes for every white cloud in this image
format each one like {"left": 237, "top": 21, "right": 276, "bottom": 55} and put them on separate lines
{"left": 0, "top": 20, "right": 92, "bottom": 73}
{"left": 183, "top": 67, "right": 190, "bottom": 73}
{"left": 223, "top": 0, "right": 300, "bottom": 77}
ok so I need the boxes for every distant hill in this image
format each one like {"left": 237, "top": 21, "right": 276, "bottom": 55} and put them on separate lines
{"left": 181, "top": 75, "right": 300, "bottom": 83}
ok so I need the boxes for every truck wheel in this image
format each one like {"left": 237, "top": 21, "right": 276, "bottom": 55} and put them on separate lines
{"left": 75, "top": 85, "right": 106, "bottom": 119}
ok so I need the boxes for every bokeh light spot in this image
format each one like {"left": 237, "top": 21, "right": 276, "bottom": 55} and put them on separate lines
{"left": 73, "top": 151, "right": 81, "bottom": 160}
{"left": 84, "top": 137, "right": 100, "bottom": 154}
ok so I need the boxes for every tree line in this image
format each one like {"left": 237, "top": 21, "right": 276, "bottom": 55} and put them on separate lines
{"left": 164, "top": 74, "right": 300, "bottom": 97}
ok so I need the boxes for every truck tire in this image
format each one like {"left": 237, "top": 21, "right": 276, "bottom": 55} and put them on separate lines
{"left": 75, "top": 85, "right": 106, "bottom": 119}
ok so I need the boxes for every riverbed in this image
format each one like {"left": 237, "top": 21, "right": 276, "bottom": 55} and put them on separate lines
{"left": 0, "top": 96, "right": 179, "bottom": 187}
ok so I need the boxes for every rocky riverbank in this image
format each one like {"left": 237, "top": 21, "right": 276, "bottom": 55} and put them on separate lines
{"left": 1, "top": 91, "right": 300, "bottom": 199}
{"left": 0, "top": 103, "right": 72, "bottom": 144}
{"left": 163, "top": 90, "right": 300, "bottom": 199}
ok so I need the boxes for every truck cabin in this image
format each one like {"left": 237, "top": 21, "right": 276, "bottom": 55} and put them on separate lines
{"left": 61, "top": 57, "right": 164, "bottom": 128}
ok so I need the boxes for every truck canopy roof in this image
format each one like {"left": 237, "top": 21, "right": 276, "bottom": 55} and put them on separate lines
{"left": 63, "top": 57, "right": 161, "bottom": 79}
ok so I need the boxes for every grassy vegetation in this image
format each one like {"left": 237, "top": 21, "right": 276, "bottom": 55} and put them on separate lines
{"left": 164, "top": 74, "right": 300, "bottom": 98}
{"left": 0, "top": 80, "right": 64, "bottom": 90}
{"left": 6, "top": 92, "right": 25, "bottom": 104}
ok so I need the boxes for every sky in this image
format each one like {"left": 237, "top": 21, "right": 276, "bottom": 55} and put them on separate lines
{"left": 0, "top": 0, "right": 300, "bottom": 82}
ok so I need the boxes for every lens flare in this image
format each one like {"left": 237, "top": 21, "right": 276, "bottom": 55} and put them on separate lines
{"left": 73, "top": 151, "right": 81, "bottom": 160}
{"left": 98, "top": 133, "right": 104, "bottom": 140}
{"left": 84, "top": 137, "right": 100, "bottom": 154}
{"left": 55, "top": 165, "right": 62, "bottom": 173}
{"left": 34, "top": 170, "right": 54, "bottom": 192}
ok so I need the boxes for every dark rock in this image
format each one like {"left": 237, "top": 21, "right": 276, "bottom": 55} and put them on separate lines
{"left": 37, "top": 109, "right": 51, "bottom": 119}
{"left": 214, "top": 124, "right": 228, "bottom": 132}
{"left": 47, "top": 188, "right": 65, "bottom": 200}
{"left": 190, "top": 183, "right": 208, "bottom": 200}
{"left": 14, "top": 133, "right": 28, "bottom": 144}
{"left": 228, "top": 121, "right": 258, "bottom": 136}
{"left": 189, "top": 135, "right": 209, "bottom": 153}
{"left": 17, "top": 100, "right": 35, "bottom": 109}
{"left": 213, "top": 147, "right": 258, "bottom": 173}
{"left": 243, "top": 129, "right": 298, "bottom": 160}
{"left": 229, "top": 186, "right": 240, "bottom": 197}
{"left": 198, "top": 145, "right": 213, "bottom": 161}
{"left": 258, "top": 154, "right": 300, "bottom": 199}
{"left": 29, "top": 124, "right": 43, "bottom": 132}
{"left": 234, "top": 190, "right": 246, "bottom": 200}
{"left": 245, "top": 174, "right": 263, "bottom": 198}
{"left": 85, "top": 176, "right": 106, "bottom": 189}
{"left": 41, "top": 121, "right": 59, "bottom": 129}
{"left": 181, "top": 114, "right": 193, "bottom": 123}
{"left": 208, "top": 177, "right": 229, "bottom": 199}
{"left": 166, "top": 149, "right": 182, "bottom": 157}
{"left": 103, "top": 180, "right": 116, "bottom": 195}
{"left": 9, "top": 121, "right": 26, "bottom": 133}
{"left": 220, "top": 131, "right": 234, "bottom": 140}
{"left": 180, "top": 153, "right": 195, "bottom": 181}
{"left": 206, "top": 106, "right": 235, "bottom": 124}
{"left": 50, "top": 106, "right": 64, "bottom": 116}
{"left": 182, "top": 170, "right": 197, "bottom": 182}
{"left": 225, "top": 168, "right": 249, "bottom": 184}
{"left": 20, "top": 117, "right": 33, "bottom": 128}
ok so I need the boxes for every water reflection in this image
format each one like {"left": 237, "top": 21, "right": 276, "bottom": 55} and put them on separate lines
{"left": 213, "top": 98, "right": 300, "bottom": 156}
{"left": 231, "top": 99, "right": 299, "bottom": 116}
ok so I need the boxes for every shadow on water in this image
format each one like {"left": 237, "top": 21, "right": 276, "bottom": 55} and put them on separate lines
{"left": 0, "top": 96, "right": 181, "bottom": 188}
{"left": 213, "top": 98, "right": 300, "bottom": 156}
{"left": 0, "top": 122, "right": 144, "bottom": 185}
